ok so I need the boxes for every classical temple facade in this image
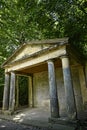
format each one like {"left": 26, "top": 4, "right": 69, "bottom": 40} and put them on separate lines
{"left": 2, "top": 38, "right": 87, "bottom": 121}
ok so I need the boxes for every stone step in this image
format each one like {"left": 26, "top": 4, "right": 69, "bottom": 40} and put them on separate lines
{"left": 48, "top": 117, "right": 78, "bottom": 130}
{"left": 78, "top": 111, "right": 87, "bottom": 120}
{"left": 48, "top": 124, "right": 77, "bottom": 130}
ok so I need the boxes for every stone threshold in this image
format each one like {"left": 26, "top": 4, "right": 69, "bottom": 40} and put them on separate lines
{"left": 49, "top": 117, "right": 79, "bottom": 127}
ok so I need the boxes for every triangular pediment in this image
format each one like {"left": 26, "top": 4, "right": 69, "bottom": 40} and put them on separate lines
{"left": 11, "top": 44, "right": 51, "bottom": 62}
{"left": 2, "top": 38, "right": 69, "bottom": 67}
{"left": 3, "top": 44, "right": 51, "bottom": 67}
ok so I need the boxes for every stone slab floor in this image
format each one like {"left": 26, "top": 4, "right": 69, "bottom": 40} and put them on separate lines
{"left": 0, "top": 108, "right": 87, "bottom": 130}
{"left": 0, "top": 119, "right": 47, "bottom": 130}
{"left": 0, "top": 118, "right": 87, "bottom": 130}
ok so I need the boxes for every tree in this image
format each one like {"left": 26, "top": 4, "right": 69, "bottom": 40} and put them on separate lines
{"left": 0, "top": 0, "right": 87, "bottom": 58}
{"left": 34, "top": 0, "right": 87, "bottom": 57}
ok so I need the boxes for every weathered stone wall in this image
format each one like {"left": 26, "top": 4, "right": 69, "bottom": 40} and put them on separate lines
{"left": 79, "top": 67, "right": 87, "bottom": 110}
{"left": 56, "top": 68, "right": 66, "bottom": 116}
{"left": 33, "top": 67, "right": 85, "bottom": 115}
{"left": 72, "top": 68, "right": 83, "bottom": 113}
{"left": 33, "top": 71, "right": 49, "bottom": 110}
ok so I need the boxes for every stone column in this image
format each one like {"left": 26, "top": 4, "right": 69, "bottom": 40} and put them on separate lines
{"left": 2, "top": 73, "right": 10, "bottom": 110}
{"left": 15, "top": 75, "right": 19, "bottom": 108}
{"left": 61, "top": 55, "right": 77, "bottom": 120}
{"left": 9, "top": 71, "right": 16, "bottom": 112}
{"left": 47, "top": 60, "right": 59, "bottom": 118}
{"left": 28, "top": 75, "right": 33, "bottom": 107}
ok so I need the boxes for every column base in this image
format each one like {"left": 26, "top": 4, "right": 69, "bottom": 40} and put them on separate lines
{"left": 2, "top": 110, "right": 14, "bottom": 115}
{"left": 49, "top": 117, "right": 79, "bottom": 126}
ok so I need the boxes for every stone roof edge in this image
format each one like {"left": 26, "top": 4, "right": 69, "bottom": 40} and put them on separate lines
{"left": 26, "top": 37, "right": 69, "bottom": 44}
{"left": 1, "top": 37, "right": 69, "bottom": 68}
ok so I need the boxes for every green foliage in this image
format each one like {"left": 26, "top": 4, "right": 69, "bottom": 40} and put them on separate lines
{"left": 0, "top": 0, "right": 87, "bottom": 57}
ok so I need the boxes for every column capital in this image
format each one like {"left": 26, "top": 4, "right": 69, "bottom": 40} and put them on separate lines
{"left": 10, "top": 70, "right": 16, "bottom": 74}
{"left": 47, "top": 59, "right": 55, "bottom": 63}
{"left": 59, "top": 54, "right": 69, "bottom": 59}
{"left": 5, "top": 72, "right": 10, "bottom": 74}
{"left": 10, "top": 71, "right": 16, "bottom": 76}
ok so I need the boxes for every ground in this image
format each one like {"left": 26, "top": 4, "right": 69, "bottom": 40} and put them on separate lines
{"left": 0, "top": 108, "right": 87, "bottom": 130}
{"left": 0, "top": 119, "right": 48, "bottom": 130}
{"left": 0, "top": 119, "right": 87, "bottom": 130}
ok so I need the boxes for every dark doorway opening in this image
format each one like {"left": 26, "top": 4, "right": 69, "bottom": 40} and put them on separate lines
{"left": 18, "top": 76, "right": 28, "bottom": 107}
